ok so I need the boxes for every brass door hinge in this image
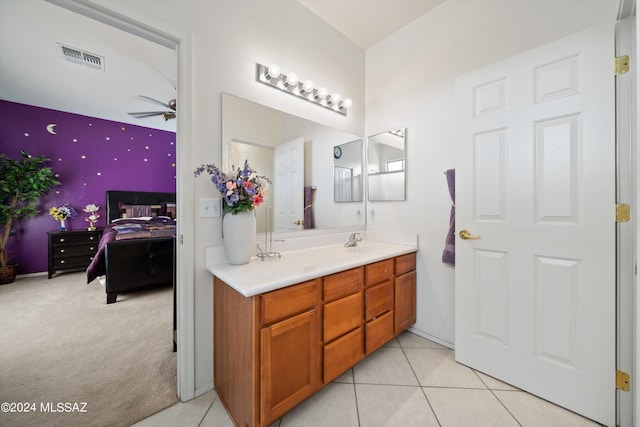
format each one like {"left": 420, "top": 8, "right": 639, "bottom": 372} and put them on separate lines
{"left": 616, "top": 203, "right": 630, "bottom": 223}
{"left": 615, "top": 55, "right": 629, "bottom": 75}
{"left": 616, "top": 370, "right": 630, "bottom": 391}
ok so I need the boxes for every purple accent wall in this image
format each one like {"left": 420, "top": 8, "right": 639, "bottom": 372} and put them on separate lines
{"left": 0, "top": 100, "right": 176, "bottom": 274}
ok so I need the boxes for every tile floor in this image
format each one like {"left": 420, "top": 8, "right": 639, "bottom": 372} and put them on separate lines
{"left": 134, "top": 331, "right": 601, "bottom": 427}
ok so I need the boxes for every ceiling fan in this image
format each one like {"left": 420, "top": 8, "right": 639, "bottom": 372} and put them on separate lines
{"left": 128, "top": 95, "right": 177, "bottom": 121}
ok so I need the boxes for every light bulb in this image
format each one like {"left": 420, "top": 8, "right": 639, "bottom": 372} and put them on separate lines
{"left": 302, "top": 80, "right": 314, "bottom": 93}
{"left": 267, "top": 64, "right": 281, "bottom": 79}
{"left": 330, "top": 93, "right": 341, "bottom": 105}
{"left": 342, "top": 98, "right": 353, "bottom": 109}
{"left": 285, "top": 72, "right": 298, "bottom": 87}
{"left": 316, "top": 87, "right": 328, "bottom": 99}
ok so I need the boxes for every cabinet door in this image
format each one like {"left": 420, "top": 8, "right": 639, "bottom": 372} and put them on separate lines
{"left": 395, "top": 270, "right": 416, "bottom": 334}
{"left": 261, "top": 309, "right": 321, "bottom": 425}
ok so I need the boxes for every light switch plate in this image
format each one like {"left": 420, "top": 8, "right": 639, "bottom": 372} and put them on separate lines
{"left": 200, "top": 198, "right": 221, "bottom": 218}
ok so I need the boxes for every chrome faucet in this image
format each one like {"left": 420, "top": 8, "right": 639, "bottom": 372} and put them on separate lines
{"left": 344, "top": 232, "right": 362, "bottom": 247}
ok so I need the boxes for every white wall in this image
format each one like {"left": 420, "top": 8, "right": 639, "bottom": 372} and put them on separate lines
{"left": 365, "top": 0, "right": 619, "bottom": 346}
{"left": 108, "top": 0, "right": 365, "bottom": 392}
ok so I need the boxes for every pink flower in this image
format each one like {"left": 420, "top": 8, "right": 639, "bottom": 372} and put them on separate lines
{"left": 253, "top": 193, "right": 264, "bottom": 207}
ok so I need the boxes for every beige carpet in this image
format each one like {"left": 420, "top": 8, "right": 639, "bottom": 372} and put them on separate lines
{"left": 0, "top": 272, "right": 178, "bottom": 427}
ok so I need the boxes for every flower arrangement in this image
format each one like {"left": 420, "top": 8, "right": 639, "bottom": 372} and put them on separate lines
{"left": 83, "top": 204, "right": 100, "bottom": 231}
{"left": 194, "top": 160, "right": 270, "bottom": 215}
{"left": 49, "top": 204, "right": 77, "bottom": 221}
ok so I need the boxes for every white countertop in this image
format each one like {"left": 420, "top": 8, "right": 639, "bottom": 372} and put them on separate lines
{"left": 207, "top": 240, "right": 418, "bottom": 297}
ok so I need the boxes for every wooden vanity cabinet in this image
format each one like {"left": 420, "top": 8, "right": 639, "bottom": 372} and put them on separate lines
{"left": 213, "top": 251, "right": 417, "bottom": 427}
{"left": 364, "top": 259, "right": 395, "bottom": 354}
{"left": 322, "top": 267, "right": 364, "bottom": 383}
{"left": 214, "top": 277, "right": 321, "bottom": 427}
{"left": 394, "top": 253, "right": 417, "bottom": 334}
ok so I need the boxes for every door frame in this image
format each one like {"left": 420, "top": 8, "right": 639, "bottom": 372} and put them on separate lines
{"left": 45, "top": 0, "right": 196, "bottom": 401}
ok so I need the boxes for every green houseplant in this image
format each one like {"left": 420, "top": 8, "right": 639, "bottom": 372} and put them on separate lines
{"left": 0, "top": 151, "right": 60, "bottom": 283}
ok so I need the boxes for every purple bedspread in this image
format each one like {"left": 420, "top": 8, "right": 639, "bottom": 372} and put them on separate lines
{"left": 86, "top": 217, "right": 176, "bottom": 283}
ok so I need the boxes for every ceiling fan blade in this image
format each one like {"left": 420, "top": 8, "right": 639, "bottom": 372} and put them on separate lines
{"left": 128, "top": 111, "right": 167, "bottom": 118}
{"left": 137, "top": 95, "right": 171, "bottom": 109}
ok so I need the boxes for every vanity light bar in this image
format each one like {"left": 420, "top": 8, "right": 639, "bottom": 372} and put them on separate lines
{"left": 255, "top": 63, "right": 352, "bottom": 116}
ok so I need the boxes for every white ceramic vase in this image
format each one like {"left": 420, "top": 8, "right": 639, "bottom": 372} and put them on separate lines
{"left": 222, "top": 210, "right": 256, "bottom": 265}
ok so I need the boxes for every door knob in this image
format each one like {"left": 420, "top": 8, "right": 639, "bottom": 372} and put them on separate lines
{"left": 459, "top": 229, "right": 480, "bottom": 240}
{"left": 294, "top": 220, "right": 304, "bottom": 226}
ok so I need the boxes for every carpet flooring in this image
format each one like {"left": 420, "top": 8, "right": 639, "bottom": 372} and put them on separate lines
{"left": 0, "top": 272, "right": 178, "bottom": 427}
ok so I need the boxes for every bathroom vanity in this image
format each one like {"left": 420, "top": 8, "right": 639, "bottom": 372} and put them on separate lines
{"left": 209, "top": 241, "right": 417, "bottom": 427}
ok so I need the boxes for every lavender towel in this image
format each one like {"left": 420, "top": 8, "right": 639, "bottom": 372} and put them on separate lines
{"left": 442, "top": 169, "right": 455, "bottom": 266}
{"left": 304, "top": 186, "right": 316, "bottom": 229}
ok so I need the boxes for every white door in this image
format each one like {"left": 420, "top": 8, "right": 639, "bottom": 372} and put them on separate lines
{"left": 455, "top": 23, "right": 615, "bottom": 426}
{"left": 274, "top": 137, "right": 304, "bottom": 231}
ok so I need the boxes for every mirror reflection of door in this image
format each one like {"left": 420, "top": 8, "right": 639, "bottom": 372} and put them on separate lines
{"left": 227, "top": 139, "right": 273, "bottom": 233}
{"left": 333, "top": 139, "right": 363, "bottom": 203}
{"left": 334, "top": 166, "right": 353, "bottom": 202}
{"left": 274, "top": 137, "right": 304, "bottom": 231}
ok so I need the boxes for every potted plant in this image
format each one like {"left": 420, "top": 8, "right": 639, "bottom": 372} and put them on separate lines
{"left": 0, "top": 150, "right": 60, "bottom": 284}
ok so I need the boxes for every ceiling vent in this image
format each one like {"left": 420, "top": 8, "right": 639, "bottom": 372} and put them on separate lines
{"left": 57, "top": 43, "right": 105, "bottom": 71}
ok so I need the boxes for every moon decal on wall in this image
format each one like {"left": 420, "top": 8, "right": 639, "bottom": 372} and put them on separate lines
{"left": 46, "top": 124, "right": 57, "bottom": 135}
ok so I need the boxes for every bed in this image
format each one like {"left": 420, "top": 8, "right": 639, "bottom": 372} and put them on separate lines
{"left": 86, "top": 190, "right": 176, "bottom": 305}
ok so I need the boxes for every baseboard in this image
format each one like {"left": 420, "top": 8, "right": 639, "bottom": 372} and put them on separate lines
{"left": 193, "top": 382, "right": 214, "bottom": 401}
{"left": 16, "top": 271, "right": 48, "bottom": 278}
{"left": 407, "top": 326, "right": 454, "bottom": 350}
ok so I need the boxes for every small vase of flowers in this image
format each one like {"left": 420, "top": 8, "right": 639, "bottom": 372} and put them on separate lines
{"left": 194, "top": 160, "right": 270, "bottom": 264}
{"left": 49, "top": 204, "right": 77, "bottom": 231}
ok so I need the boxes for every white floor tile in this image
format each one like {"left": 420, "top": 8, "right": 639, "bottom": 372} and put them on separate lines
{"left": 280, "top": 382, "right": 358, "bottom": 427}
{"left": 353, "top": 346, "right": 419, "bottom": 386}
{"left": 397, "top": 331, "right": 449, "bottom": 349}
{"left": 132, "top": 390, "right": 216, "bottom": 427}
{"left": 403, "top": 348, "right": 486, "bottom": 389}
{"left": 356, "top": 384, "right": 439, "bottom": 427}
{"left": 200, "top": 395, "right": 236, "bottom": 427}
{"left": 424, "top": 387, "right": 520, "bottom": 427}
{"left": 334, "top": 368, "right": 354, "bottom": 384}
{"left": 494, "top": 390, "right": 601, "bottom": 427}
{"left": 474, "top": 371, "right": 519, "bottom": 391}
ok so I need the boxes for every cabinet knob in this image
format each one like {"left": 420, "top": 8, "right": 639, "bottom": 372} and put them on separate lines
{"left": 60, "top": 260, "right": 65, "bottom": 264}
{"left": 59, "top": 238, "right": 65, "bottom": 243}
{"left": 60, "top": 249, "right": 65, "bottom": 253}
{"left": 90, "top": 236, "right": 95, "bottom": 241}
{"left": 90, "top": 247, "right": 94, "bottom": 251}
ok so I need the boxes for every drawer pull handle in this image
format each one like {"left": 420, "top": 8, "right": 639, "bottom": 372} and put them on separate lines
{"left": 90, "top": 237, "right": 95, "bottom": 240}
{"left": 60, "top": 238, "right": 65, "bottom": 242}
{"left": 90, "top": 247, "right": 94, "bottom": 251}
{"left": 60, "top": 260, "right": 65, "bottom": 264}
{"left": 60, "top": 249, "right": 65, "bottom": 253}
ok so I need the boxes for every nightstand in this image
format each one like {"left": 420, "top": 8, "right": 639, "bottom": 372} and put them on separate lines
{"left": 48, "top": 229, "right": 103, "bottom": 279}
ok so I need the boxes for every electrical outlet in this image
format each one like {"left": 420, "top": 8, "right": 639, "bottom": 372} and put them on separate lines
{"left": 200, "top": 198, "right": 221, "bottom": 218}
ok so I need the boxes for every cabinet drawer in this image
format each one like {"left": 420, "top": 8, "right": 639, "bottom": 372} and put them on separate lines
{"left": 323, "top": 267, "right": 363, "bottom": 303}
{"left": 51, "top": 233, "right": 101, "bottom": 245}
{"left": 53, "top": 244, "right": 98, "bottom": 257}
{"left": 261, "top": 279, "right": 320, "bottom": 325}
{"left": 365, "top": 259, "right": 394, "bottom": 287}
{"left": 54, "top": 255, "right": 95, "bottom": 269}
{"left": 364, "top": 280, "right": 393, "bottom": 321}
{"left": 324, "top": 293, "right": 362, "bottom": 343}
{"left": 395, "top": 253, "right": 416, "bottom": 276}
{"left": 324, "top": 326, "right": 363, "bottom": 383}
{"left": 365, "top": 310, "right": 394, "bottom": 355}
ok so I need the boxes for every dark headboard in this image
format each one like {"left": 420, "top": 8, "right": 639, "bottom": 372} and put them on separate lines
{"left": 106, "top": 191, "right": 176, "bottom": 224}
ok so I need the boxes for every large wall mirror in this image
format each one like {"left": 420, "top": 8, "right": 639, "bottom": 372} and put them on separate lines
{"left": 222, "top": 93, "right": 365, "bottom": 234}
{"left": 367, "top": 128, "right": 406, "bottom": 201}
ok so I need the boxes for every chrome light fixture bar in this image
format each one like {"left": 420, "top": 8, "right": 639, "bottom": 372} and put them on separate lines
{"left": 256, "top": 63, "right": 352, "bottom": 116}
